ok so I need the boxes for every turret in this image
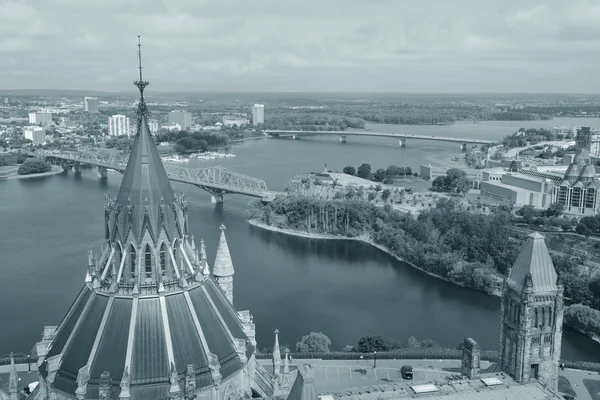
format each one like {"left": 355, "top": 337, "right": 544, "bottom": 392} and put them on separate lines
{"left": 213, "top": 224, "right": 234, "bottom": 303}
{"left": 272, "top": 329, "right": 282, "bottom": 376}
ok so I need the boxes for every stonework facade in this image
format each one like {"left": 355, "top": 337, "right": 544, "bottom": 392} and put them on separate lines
{"left": 499, "top": 233, "right": 563, "bottom": 393}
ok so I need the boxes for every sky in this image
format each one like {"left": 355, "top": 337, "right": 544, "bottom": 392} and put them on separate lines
{"left": 0, "top": 0, "right": 599, "bottom": 93}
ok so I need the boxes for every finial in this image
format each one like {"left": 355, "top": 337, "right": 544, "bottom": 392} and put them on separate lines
{"left": 275, "top": 329, "right": 279, "bottom": 335}
{"left": 220, "top": 223, "right": 226, "bottom": 231}
{"left": 134, "top": 35, "right": 149, "bottom": 96}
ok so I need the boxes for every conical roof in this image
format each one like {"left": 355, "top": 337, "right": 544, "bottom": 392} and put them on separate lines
{"left": 507, "top": 232, "right": 558, "bottom": 292}
{"left": 564, "top": 163, "right": 581, "bottom": 181}
{"left": 581, "top": 164, "right": 597, "bottom": 179}
{"left": 574, "top": 149, "right": 591, "bottom": 165}
{"left": 213, "top": 224, "right": 234, "bottom": 277}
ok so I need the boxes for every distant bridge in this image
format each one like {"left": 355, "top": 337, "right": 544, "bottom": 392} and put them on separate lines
{"left": 38, "top": 150, "right": 279, "bottom": 203}
{"left": 264, "top": 130, "right": 495, "bottom": 150}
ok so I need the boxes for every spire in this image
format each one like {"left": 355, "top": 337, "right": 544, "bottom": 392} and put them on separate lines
{"left": 507, "top": 232, "right": 558, "bottom": 292}
{"left": 273, "top": 329, "right": 282, "bottom": 375}
{"left": 282, "top": 348, "right": 291, "bottom": 390}
{"left": 9, "top": 354, "right": 18, "bottom": 400}
{"left": 201, "top": 239, "right": 210, "bottom": 276}
{"left": 112, "top": 36, "right": 177, "bottom": 244}
{"left": 213, "top": 224, "right": 234, "bottom": 277}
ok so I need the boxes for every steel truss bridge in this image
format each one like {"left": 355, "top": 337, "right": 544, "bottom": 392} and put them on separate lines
{"left": 39, "top": 150, "right": 278, "bottom": 203}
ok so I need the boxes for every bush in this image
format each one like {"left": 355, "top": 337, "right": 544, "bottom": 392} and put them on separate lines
{"left": 383, "top": 177, "right": 394, "bottom": 185}
{"left": 564, "top": 304, "right": 600, "bottom": 338}
{"left": 357, "top": 163, "right": 371, "bottom": 179}
{"left": 17, "top": 158, "right": 52, "bottom": 175}
{"left": 343, "top": 166, "right": 355, "bottom": 175}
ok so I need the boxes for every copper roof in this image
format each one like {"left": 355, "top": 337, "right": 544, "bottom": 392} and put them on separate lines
{"left": 507, "top": 232, "right": 558, "bottom": 292}
{"left": 40, "top": 279, "right": 251, "bottom": 398}
{"left": 581, "top": 164, "right": 597, "bottom": 179}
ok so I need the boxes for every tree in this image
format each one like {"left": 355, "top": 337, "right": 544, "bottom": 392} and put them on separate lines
{"left": 518, "top": 205, "right": 537, "bottom": 225}
{"left": 295, "top": 332, "right": 331, "bottom": 353}
{"left": 343, "top": 166, "right": 355, "bottom": 175}
{"left": 381, "top": 189, "right": 391, "bottom": 202}
{"left": 373, "top": 168, "right": 386, "bottom": 182}
{"left": 407, "top": 336, "right": 420, "bottom": 349}
{"left": 17, "top": 159, "right": 52, "bottom": 175}
{"left": 386, "top": 165, "right": 403, "bottom": 177}
{"left": 357, "top": 163, "right": 371, "bottom": 179}
{"left": 431, "top": 176, "right": 448, "bottom": 192}
{"left": 546, "top": 202, "right": 564, "bottom": 217}
{"left": 356, "top": 335, "right": 388, "bottom": 352}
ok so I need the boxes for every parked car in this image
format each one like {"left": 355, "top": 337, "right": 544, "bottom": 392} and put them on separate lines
{"left": 401, "top": 365, "right": 413, "bottom": 379}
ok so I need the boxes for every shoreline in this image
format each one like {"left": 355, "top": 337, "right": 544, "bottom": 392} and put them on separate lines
{"left": 248, "top": 218, "right": 495, "bottom": 295}
{"left": 0, "top": 165, "right": 63, "bottom": 181}
{"left": 248, "top": 219, "right": 600, "bottom": 345}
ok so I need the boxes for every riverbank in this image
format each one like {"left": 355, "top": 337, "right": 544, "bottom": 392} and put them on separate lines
{"left": 0, "top": 165, "right": 63, "bottom": 180}
{"left": 248, "top": 218, "right": 500, "bottom": 296}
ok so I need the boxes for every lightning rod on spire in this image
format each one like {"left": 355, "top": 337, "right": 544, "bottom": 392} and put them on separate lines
{"left": 134, "top": 35, "right": 149, "bottom": 96}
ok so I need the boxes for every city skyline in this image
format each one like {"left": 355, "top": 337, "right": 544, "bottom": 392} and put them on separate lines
{"left": 1, "top": 0, "right": 599, "bottom": 93}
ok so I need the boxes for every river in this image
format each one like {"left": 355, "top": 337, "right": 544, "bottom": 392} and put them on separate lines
{"left": 1, "top": 117, "right": 600, "bottom": 361}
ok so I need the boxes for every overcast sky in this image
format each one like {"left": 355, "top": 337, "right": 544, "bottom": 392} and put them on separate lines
{"left": 0, "top": 0, "right": 598, "bottom": 93}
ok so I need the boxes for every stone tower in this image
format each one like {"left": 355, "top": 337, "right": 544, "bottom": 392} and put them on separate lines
{"left": 499, "top": 232, "right": 563, "bottom": 392}
{"left": 213, "top": 224, "right": 235, "bottom": 303}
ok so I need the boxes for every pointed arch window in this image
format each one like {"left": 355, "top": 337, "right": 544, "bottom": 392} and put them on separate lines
{"left": 534, "top": 308, "right": 539, "bottom": 327}
{"left": 145, "top": 245, "right": 152, "bottom": 278}
{"left": 547, "top": 306, "right": 553, "bottom": 327}
{"left": 160, "top": 244, "right": 166, "bottom": 276}
{"left": 130, "top": 246, "right": 136, "bottom": 276}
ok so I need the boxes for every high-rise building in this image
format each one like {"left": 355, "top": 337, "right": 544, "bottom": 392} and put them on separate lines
{"left": 23, "top": 126, "right": 46, "bottom": 144}
{"left": 28, "top": 112, "right": 54, "bottom": 126}
{"left": 168, "top": 110, "right": 192, "bottom": 130}
{"left": 148, "top": 118, "right": 159, "bottom": 134}
{"left": 499, "top": 232, "right": 563, "bottom": 392}
{"left": 252, "top": 104, "right": 264, "bottom": 125}
{"left": 84, "top": 96, "right": 99, "bottom": 113}
{"left": 576, "top": 126, "right": 592, "bottom": 151}
{"left": 108, "top": 114, "right": 131, "bottom": 137}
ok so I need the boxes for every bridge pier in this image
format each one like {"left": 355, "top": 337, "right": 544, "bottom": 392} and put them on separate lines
{"left": 460, "top": 143, "right": 468, "bottom": 151}
{"left": 73, "top": 162, "right": 81, "bottom": 173}
{"left": 292, "top": 134, "right": 297, "bottom": 140}
{"left": 97, "top": 166, "right": 107, "bottom": 179}
{"left": 399, "top": 138, "right": 406, "bottom": 147}
{"left": 209, "top": 190, "right": 224, "bottom": 204}
{"left": 339, "top": 135, "right": 346, "bottom": 143}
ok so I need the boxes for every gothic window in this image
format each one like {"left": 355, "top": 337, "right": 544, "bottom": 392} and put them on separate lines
{"left": 144, "top": 245, "right": 152, "bottom": 278}
{"left": 534, "top": 308, "right": 539, "bottom": 327}
{"left": 547, "top": 306, "right": 552, "bottom": 327}
{"left": 160, "top": 243, "right": 166, "bottom": 276}
{"left": 130, "top": 246, "right": 136, "bottom": 276}
{"left": 571, "top": 187, "right": 582, "bottom": 208}
{"left": 544, "top": 334, "right": 552, "bottom": 344}
{"left": 585, "top": 188, "right": 596, "bottom": 209}
{"left": 532, "top": 336, "right": 541, "bottom": 346}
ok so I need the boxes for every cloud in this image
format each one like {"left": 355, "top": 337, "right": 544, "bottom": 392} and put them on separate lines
{"left": 0, "top": 0, "right": 598, "bottom": 92}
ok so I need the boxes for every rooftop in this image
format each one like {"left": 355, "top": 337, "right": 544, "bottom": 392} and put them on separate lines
{"left": 507, "top": 232, "right": 558, "bottom": 292}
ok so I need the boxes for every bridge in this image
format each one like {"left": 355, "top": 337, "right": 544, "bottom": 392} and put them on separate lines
{"left": 38, "top": 150, "right": 279, "bottom": 203}
{"left": 264, "top": 130, "right": 495, "bottom": 150}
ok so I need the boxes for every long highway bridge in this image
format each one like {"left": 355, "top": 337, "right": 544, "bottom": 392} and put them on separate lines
{"left": 264, "top": 130, "right": 495, "bottom": 150}
{"left": 37, "top": 150, "right": 279, "bottom": 203}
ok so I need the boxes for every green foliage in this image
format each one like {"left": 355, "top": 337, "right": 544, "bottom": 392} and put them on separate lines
{"left": 357, "top": 335, "right": 388, "bottom": 352}
{"left": 0, "top": 153, "right": 30, "bottom": 166}
{"left": 373, "top": 168, "right": 386, "bottom": 182}
{"left": 576, "top": 216, "right": 600, "bottom": 237}
{"left": 155, "top": 130, "right": 228, "bottom": 153}
{"left": 386, "top": 165, "right": 411, "bottom": 177}
{"left": 430, "top": 169, "right": 472, "bottom": 196}
{"left": 17, "top": 158, "right": 52, "bottom": 175}
{"left": 105, "top": 136, "right": 134, "bottom": 151}
{"left": 407, "top": 336, "right": 419, "bottom": 349}
{"left": 357, "top": 163, "right": 371, "bottom": 179}
{"left": 564, "top": 304, "right": 600, "bottom": 338}
{"left": 381, "top": 189, "right": 391, "bottom": 202}
{"left": 383, "top": 177, "right": 394, "bottom": 185}
{"left": 501, "top": 128, "right": 559, "bottom": 149}
{"left": 253, "top": 195, "right": 515, "bottom": 293}
{"left": 343, "top": 166, "right": 355, "bottom": 175}
{"left": 295, "top": 332, "right": 331, "bottom": 353}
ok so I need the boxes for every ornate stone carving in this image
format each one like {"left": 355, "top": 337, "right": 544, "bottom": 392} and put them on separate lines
{"left": 75, "top": 364, "right": 90, "bottom": 399}
{"left": 99, "top": 371, "right": 113, "bottom": 400}
{"left": 185, "top": 364, "right": 196, "bottom": 397}
{"left": 208, "top": 352, "right": 222, "bottom": 385}
{"left": 119, "top": 366, "right": 131, "bottom": 399}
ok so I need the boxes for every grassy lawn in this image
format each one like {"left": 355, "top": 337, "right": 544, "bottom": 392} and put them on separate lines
{"left": 583, "top": 378, "right": 600, "bottom": 400}
{"left": 558, "top": 376, "right": 577, "bottom": 397}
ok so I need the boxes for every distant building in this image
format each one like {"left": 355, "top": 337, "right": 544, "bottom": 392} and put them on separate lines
{"left": 480, "top": 171, "right": 556, "bottom": 208}
{"left": 108, "top": 114, "right": 131, "bottom": 137}
{"left": 576, "top": 127, "right": 592, "bottom": 151}
{"left": 419, "top": 164, "right": 483, "bottom": 189}
{"left": 168, "top": 110, "right": 192, "bottom": 130}
{"left": 28, "top": 112, "right": 53, "bottom": 126}
{"left": 252, "top": 104, "right": 264, "bottom": 125}
{"left": 23, "top": 126, "right": 46, "bottom": 144}
{"left": 552, "top": 149, "right": 600, "bottom": 215}
{"left": 84, "top": 97, "right": 99, "bottom": 113}
{"left": 148, "top": 119, "right": 159, "bottom": 134}
{"left": 223, "top": 117, "right": 250, "bottom": 127}
{"left": 160, "top": 123, "right": 181, "bottom": 131}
